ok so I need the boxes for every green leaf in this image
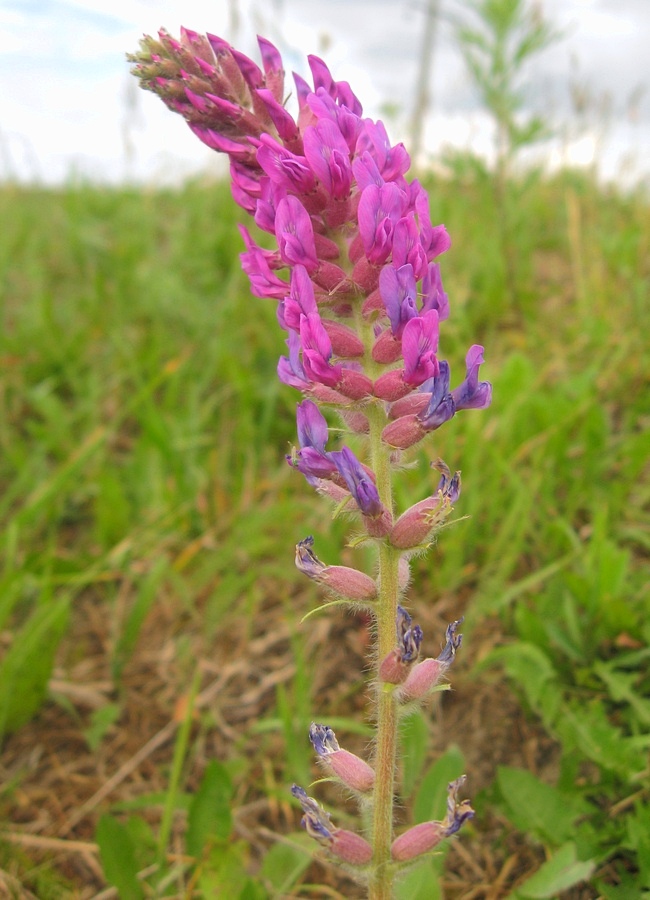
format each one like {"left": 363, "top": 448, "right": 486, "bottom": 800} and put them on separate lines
{"left": 0, "top": 594, "right": 70, "bottom": 737}
{"left": 394, "top": 856, "right": 443, "bottom": 900}
{"left": 186, "top": 759, "right": 233, "bottom": 858}
{"left": 96, "top": 814, "right": 144, "bottom": 900}
{"left": 259, "top": 838, "right": 312, "bottom": 893}
{"left": 511, "top": 842, "right": 595, "bottom": 898}
{"left": 400, "top": 711, "right": 429, "bottom": 799}
{"left": 495, "top": 766, "right": 586, "bottom": 845}
{"left": 413, "top": 745, "right": 465, "bottom": 824}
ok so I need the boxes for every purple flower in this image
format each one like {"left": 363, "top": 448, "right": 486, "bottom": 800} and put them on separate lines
{"left": 291, "top": 784, "right": 333, "bottom": 842}
{"left": 274, "top": 196, "right": 319, "bottom": 271}
{"left": 238, "top": 225, "right": 287, "bottom": 299}
{"left": 412, "top": 182, "right": 452, "bottom": 261}
{"left": 281, "top": 265, "right": 318, "bottom": 330}
{"left": 379, "top": 264, "right": 417, "bottom": 336}
{"left": 355, "top": 119, "right": 410, "bottom": 184}
{"left": 421, "top": 262, "right": 449, "bottom": 320}
{"left": 254, "top": 88, "right": 300, "bottom": 144}
{"left": 303, "top": 118, "right": 353, "bottom": 200}
{"left": 451, "top": 345, "right": 492, "bottom": 411}
{"left": 418, "top": 361, "right": 455, "bottom": 430}
{"left": 295, "top": 535, "right": 327, "bottom": 578}
{"left": 288, "top": 399, "right": 337, "bottom": 481}
{"left": 402, "top": 309, "right": 439, "bottom": 386}
{"left": 277, "top": 330, "right": 310, "bottom": 390}
{"left": 299, "top": 313, "right": 342, "bottom": 387}
{"left": 308, "top": 88, "right": 362, "bottom": 153}
{"left": 433, "top": 459, "right": 461, "bottom": 504}
{"left": 257, "top": 134, "right": 316, "bottom": 194}
{"left": 438, "top": 618, "right": 463, "bottom": 664}
{"left": 396, "top": 605, "right": 423, "bottom": 662}
{"left": 256, "top": 36, "right": 284, "bottom": 102}
{"left": 329, "top": 446, "right": 382, "bottom": 517}
{"left": 308, "top": 55, "right": 363, "bottom": 115}
{"left": 357, "top": 182, "right": 407, "bottom": 266}
{"left": 392, "top": 215, "right": 428, "bottom": 280}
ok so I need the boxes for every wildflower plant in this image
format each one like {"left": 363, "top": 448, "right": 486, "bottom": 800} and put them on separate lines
{"left": 129, "top": 28, "right": 491, "bottom": 898}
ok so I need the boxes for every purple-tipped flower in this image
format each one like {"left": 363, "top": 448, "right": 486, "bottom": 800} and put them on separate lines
{"left": 291, "top": 785, "right": 373, "bottom": 865}
{"left": 397, "top": 617, "right": 463, "bottom": 703}
{"left": 391, "top": 776, "right": 474, "bottom": 862}
{"left": 287, "top": 400, "right": 338, "bottom": 483}
{"left": 295, "top": 536, "right": 377, "bottom": 601}
{"left": 379, "top": 605, "right": 424, "bottom": 684}
{"left": 389, "top": 459, "right": 461, "bottom": 549}
{"left": 329, "top": 448, "right": 381, "bottom": 517}
{"left": 309, "top": 723, "right": 375, "bottom": 792}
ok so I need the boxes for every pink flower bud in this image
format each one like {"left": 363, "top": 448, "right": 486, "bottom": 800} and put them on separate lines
{"left": 336, "top": 369, "right": 373, "bottom": 400}
{"left": 373, "top": 370, "right": 412, "bottom": 402}
{"left": 389, "top": 392, "right": 430, "bottom": 418}
{"left": 339, "top": 409, "right": 370, "bottom": 434}
{"left": 381, "top": 414, "right": 425, "bottom": 449}
{"left": 389, "top": 496, "right": 442, "bottom": 549}
{"left": 314, "top": 260, "right": 354, "bottom": 295}
{"left": 363, "top": 506, "right": 393, "bottom": 538}
{"left": 362, "top": 288, "right": 384, "bottom": 317}
{"left": 372, "top": 329, "right": 403, "bottom": 364}
{"left": 378, "top": 648, "right": 409, "bottom": 684}
{"left": 391, "top": 821, "right": 446, "bottom": 861}
{"left": 321, "top": 565, "right": 377, "bottom": 601}
{"left": 397, "top": 657, "right": 445, "bottom": 702}
{"left": 326, "top": 749, "right": 375, "bottom": 792}
{"left": 398, "top": 556, "right": 411, "bottom": 591}
{"left": 330, "top": 829, "right": 373, "bottom": 865}
{"left": 352, "top": 257, "right": 380, "bottom": 293}
{"left": 321, "top": 321, "right": 365, "bottom": 358}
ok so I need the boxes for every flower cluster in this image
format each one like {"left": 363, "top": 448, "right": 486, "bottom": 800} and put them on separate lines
{"left": 129, "top": 28, "right": 489, "bottom": 892}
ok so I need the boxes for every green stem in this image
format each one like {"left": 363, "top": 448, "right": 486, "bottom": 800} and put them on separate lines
{"left": 367, "top": 406, "right": 401, "bottom": 900}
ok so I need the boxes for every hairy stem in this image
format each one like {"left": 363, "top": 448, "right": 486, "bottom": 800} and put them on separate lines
{"left": 367, "top": 407, "right": 400, "bottom": 899}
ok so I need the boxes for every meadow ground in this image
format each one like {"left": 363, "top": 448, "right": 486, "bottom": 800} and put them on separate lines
{"left": 0, "top": 168, "right": 648, "bottom": 898}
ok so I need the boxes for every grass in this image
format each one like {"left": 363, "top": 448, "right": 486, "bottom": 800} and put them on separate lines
{"left": 0, "top": 167, "right": 648, "bottom": 898}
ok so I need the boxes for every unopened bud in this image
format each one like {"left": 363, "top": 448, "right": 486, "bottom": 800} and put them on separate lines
{"left": 381, "top": 414, "right": 425, "bottom": 449}
{"left": 336, "top": 369, "right": 373, "bottom": 401}
{"left": 396, "top": 657, "right": 445, "bottom": 701}
{"left": 378, "top": 648, "right": 409, "bottom": 684}
{"left": 389, "top": 392, "right": 430, "bottom": 418}
{"left": 391, "top": 776, "right": 474, "bottom": 862}
{"left": 372, "top": 328, "right": 403, "bottom": 364}
{"left": 321, "top": 320, "right": 365, "bottom": 358}
{"left": 391, "top": 821, "right": 446, "bottom": 861}
{"left": 295, "top": 537, "right": 377, "bottom": 601}
{"left": 339, "top": 409, "right": 370, "bottom": 434}
{"left": 322, "top": 566, "right": 377, "bottom": 601}
{"left": 390, "top": 496, "right": 442, "bottom": 549}
{"left": 373, "top": 370, "right": 411, "bottom": 402}
{"left": 330, "top": 829, "right": 373, "bottom": 865}
{"left": 309, "top": 723, "right": 375, "bottom": 793}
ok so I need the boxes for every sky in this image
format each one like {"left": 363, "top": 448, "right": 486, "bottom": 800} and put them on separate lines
{"left": 1, "top": 0, "right": 648, "bottom": 186}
